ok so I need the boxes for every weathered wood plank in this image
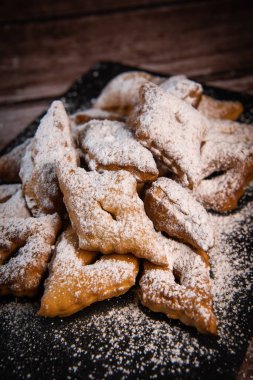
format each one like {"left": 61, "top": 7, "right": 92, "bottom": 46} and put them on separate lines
{"left": 0, "top": 101, "right": 48, "bottom": 150}
{"left": 0, "top": 0, "right": 252, "bottom": 104}
{"left": 0, "top": 0, "right": 176, "bottom": 23}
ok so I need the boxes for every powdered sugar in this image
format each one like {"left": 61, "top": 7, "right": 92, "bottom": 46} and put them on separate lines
{"left": 160, "top": 75, "right": 203, "bottom": 107}
{"left": 0, "top": 189, "right": 30, "bottom": 219}
{"left": 0, "top": 184, "right": 21, "bottom": 203}
{"left": 19, "top": 101, "right": 78, "bottom": 216}
{"left": 78, "top": 119, "right": 158, "bottom": 181}
{"left": 133, "top": 81, "right": 253, "bottom": 211}
{"left": 57, "top": 164, "right": 171, "bottom": 265}
{"left": 0, "top": 213, "right": 61, "bottom": 296}
{"left": 132, "top": 81, "right": 209, "bottom": 187}
{"left": 93, "top": 71, "right": 163, "bottom": 115}
{"left": 0, "top": 186, "right": 252, "bottom": 379}
{"left": 145, "top": 177, "right": 214, "bottom": 251}
{"left": 39, "top": 227, "right": 138, "bottom": 317}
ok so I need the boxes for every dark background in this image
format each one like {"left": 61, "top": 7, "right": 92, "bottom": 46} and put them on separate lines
{"left": 0, "top": 1, "right": 253, "bottom": 377}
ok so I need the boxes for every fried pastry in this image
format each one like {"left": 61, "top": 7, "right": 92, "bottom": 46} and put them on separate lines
{"left": 132, "top": 82, "right": 253, "bottom": 210}
{"left": 38, "top": 227, "right": 139, "bottom": 317}
{"left": 132, "top": 81, "right": 209, "bottom": 187}
{"left": 144, "top": 178, "right": 214, "bottom": 251}
{"left": 0, "top": 188, "right": 30, "bottom": 219}
{"left": 19, "top": 101, "right": 79, "bottom": 216}
{"left": 93, "top": 71, "right": 162, "bottom": 115}
{"left": 139, "top": 239, "right": 217, "bottom": 334}
{"left": 57, "top": 163, "right": 169, "bottom": 265}
{"left": 194, "top": 121, "right": 253, "bottom": 211}
{"left": 0, "top": 213, "right": 61, "bottom": 296}
{"left": 160, "top": 75, "right": 203, "bottom": 107}
{"left": 0, "top": 184, "right": 21, "bottom": 203}
{"left": 198, "top": 95, "right": 243, "bottom": 120}
{"left": 71, "top": 108, "right": 125, "bottom": 126}
{"left": 0, "top": 139, "right": 32, "bottom": 184}
{"left": 160, "top": 75, "right": 243, "bottom": 120}
{"left": 78, "top": 120, "right": 158, "bottom": 182}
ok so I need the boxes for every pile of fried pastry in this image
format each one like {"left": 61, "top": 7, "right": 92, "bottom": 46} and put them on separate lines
{"left": 0, "top": 72, "right": 252, "bottom": 335}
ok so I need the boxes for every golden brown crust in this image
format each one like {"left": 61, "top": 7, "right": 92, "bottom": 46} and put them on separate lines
{"left": 19, "top": 101, "right": 79, "bottom": 216}
{"left": 144, "top": 178, "right": 214, "bottom": 251}
{"left": 160, "top": 75, "right": 203, "bottom": 108}
{"left": 132, "top": 81, "right": 253, "bottom": 211}
{"left": 57, "top": 163, "right": 169, "bottom": 265}
{"left": 39, "top": 227, "right": 139, "bottom": 317}
{"left": 194, "top": 120, "right": 253, "bottom": 212}
{"left": 198, "top": 95, "right": 244, "bottom": 120}
{"left": 0, "top": 139, "right": 32, "bottom": 184}
{"left": 0, "top": 213, "right": 61, "bottom": 297}
{"left": 78, "top": 119, "right": 158, "bottom": 182}
{"left": 71, "top": 108, "right": 125, "bottom": 125}
{"left": 139, "top": 251, "right": 217, "bottom": 335}
{"left": 93, "top": 71, "right": 163, "bottom": 116}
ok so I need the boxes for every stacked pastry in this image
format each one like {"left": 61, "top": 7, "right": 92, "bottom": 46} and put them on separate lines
{"left": 0, "top": 71, "right": 252, "bottom": 335}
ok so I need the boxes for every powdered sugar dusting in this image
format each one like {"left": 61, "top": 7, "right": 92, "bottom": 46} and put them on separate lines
{"left": 57, "top": 164, "right": 169, "bottom": 265}
{"left": 39, "top": 227, "right": 138, "bottom": 317}
{"left": 145, "top": 177, "right": 214, "bottom": 251}
{"left": 0, "top": 214, "right": 61, "bottom": 296}
{"left": 0, "top": 189, "right": 30, "bottom": 219}
{"left": 0, "top": 187, "right": 252, "bottom": 379}
{"left": 160, "top": 75, "right": 203, "bottom": 107}
{"left": 93, "top": 71, "right": 162, "bottom": 114}
{"left": 133, "top": 82, "right": 253, "bottom": 197}
{"left": 19, "top": 101, "right": 78, "bottom": 216}
{"left": 78, "top": 119, "right": 158, "bottom": 181}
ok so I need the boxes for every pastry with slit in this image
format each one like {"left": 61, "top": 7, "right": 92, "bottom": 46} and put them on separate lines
{"left": 194, "top": 120, "right": 253, "bottom": 211}
{"left": 39, "top": 227, "right": 139, "bottom": 317}
{"left": 131, "top": 81, "right": 209, "bottom": 187}
{"left": 132, "top": 81, "right": 253, "bottom": 210}
{"left": 57, "top": 163, "right": 169, "bottom": 265}
{"left": 139, "top": 239, "right": 217, "bottom": 334}
{"left": 144, "top": 177, "right": 214, "bottom": 251}
{"left": 0, "top": 213, "right": 61, "bottom": 296}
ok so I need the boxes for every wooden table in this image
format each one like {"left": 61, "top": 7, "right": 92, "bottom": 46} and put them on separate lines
{"left": 0, "top": 0, "right": 253, "bottom": 377}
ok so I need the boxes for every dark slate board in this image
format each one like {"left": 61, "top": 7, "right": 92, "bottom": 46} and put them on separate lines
{"left": 0, "top": 62, "right": 253, "bottom": 380}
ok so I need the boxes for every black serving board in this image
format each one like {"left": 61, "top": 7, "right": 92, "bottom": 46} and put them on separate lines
{"left": 0, "top": 62, "right": 253, "bottom": 380}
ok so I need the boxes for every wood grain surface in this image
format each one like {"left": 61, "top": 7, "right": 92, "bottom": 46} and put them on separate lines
{"left": 1, "top": 0, "right": 253, "bottom": 148}
{"left": 0, "top": 0, "right": 174, "bottom": 22}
